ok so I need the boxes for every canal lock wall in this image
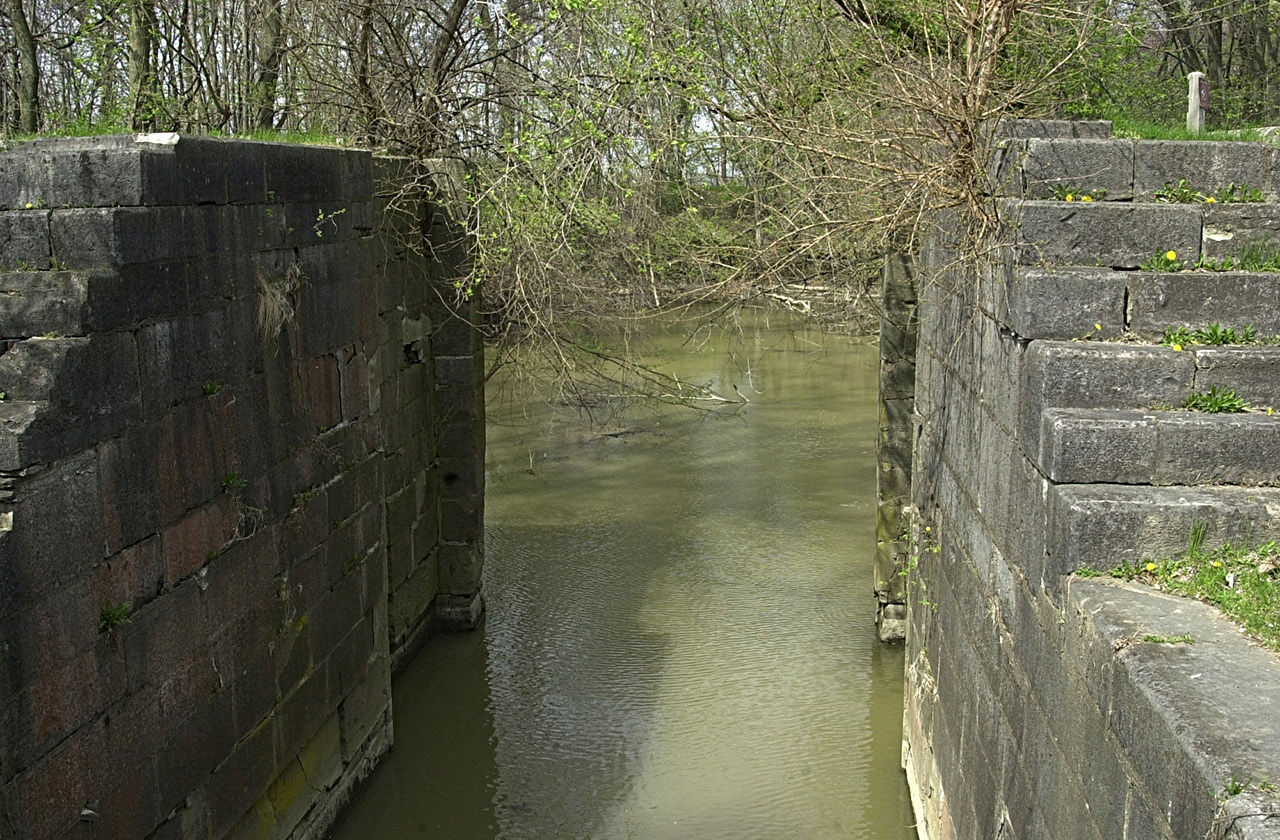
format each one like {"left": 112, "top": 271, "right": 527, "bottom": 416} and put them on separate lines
{"left": 889, "top": 120, "right": 1280, "bottom": 839}
{"left": 0, "top": 137, "right": 484, "bottom": 839}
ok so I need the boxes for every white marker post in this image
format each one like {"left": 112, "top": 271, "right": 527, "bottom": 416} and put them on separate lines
{"left": 1187, "top": 72, "right": 1208, "bottom": 133}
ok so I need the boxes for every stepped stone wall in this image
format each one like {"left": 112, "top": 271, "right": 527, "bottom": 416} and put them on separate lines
{"left": 0, "top": 135, "right": 484, "bottom": 839}
{"left": 902, "top": 121, "right": 1280, "bottom": 839}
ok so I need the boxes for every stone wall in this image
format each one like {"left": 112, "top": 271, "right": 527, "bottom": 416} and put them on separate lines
{"left": 902, "top": 121, "right": 1280, "bottom": 839}
{"left": 874, "top": 252, "right": 916, "bottom": 642}
{"left": 0, "top": 135, "right": 483, "bottom": 839}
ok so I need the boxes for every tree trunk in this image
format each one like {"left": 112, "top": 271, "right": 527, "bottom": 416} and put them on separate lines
{"left": 8, "top": 0, "right": 39, "bottom": 133}
{"left": 128, "top": 0, "right": 158, "bottom": 129}
{"left": 254, "top": 0, "right": 286, "bottom": 130}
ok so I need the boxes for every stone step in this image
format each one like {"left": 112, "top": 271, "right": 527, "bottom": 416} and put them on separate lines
{"left": 1045, "top": 482, "right": 1280, "bottom": 580}
{"left": 1000, "top": 266, "right": 1280, "bottom": 341}
{"left": 993, "top": 137, "right": 1280, "bottom": 201}
{"left": 1039, "top": 407, "right": 1280, "bottom": 486}
{"left": 1020, "top": 340, "right": 1280, "bottom": 453}
{"left": 1003, "top": 199, "right": 1280, "bottom": 268}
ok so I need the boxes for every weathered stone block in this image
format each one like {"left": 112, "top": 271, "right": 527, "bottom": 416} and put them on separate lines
{"left": 1005, "top": 266, "right": 1127, "bottom": 340}
{"left": 1201, "top": 203, "right": 1280, "bottom": 259}
{"left": 1046, "top": 484, "right": 1280, "bottom": 579}
{"left": 1134, "top": 140, "right": 1280, "bottom": 201}
{"left": 1154, "top": 411, "right": 1280, "bottom": 485}
{"left": 1194, "top": 346, "right": 1280, "bottom": 407}
{"left": 1005, "top": 200, "right": 1202, "bottom": 268}
{"left": 0, "top": 270, "right": 98, "bottom": 336}
{"left": 986, "top": 139, "right": 1025, "bottom": 196}
{"left": 204, "top": 715, "right": 279, "bottom": 838}
{"left": 436, "top": 541, "right": 481, "bottom": 595}
{"left": 1127, "top": 271, "right": 1280, "bottom": 339}
{"left": 0, "top": 210, "right": 51, "bottom": 270}
{"left": 992, "top": 118, "right": 1112, "bottom": 140}
{"left": 1019, "top": 341, "right": 1194, "bottom": 456}
{"left": 1020, "top": 138, "right": 1135, "bottom": 200}
{"left": 1039, "top": 408, "right": 1159, "bottom": 484}
{"left": 337, "top": 656, "right": 391, "bottom": 763}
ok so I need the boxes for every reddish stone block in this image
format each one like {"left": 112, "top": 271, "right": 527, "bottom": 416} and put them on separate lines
{"left": 340, "top": 353, "right": 371, "bottom": 421}
{"left": 91, "top": 536, "right": 165, "bottom": 615}
{"left": 154, "top": 689, "right": 237, "bottom": 816}
{"left": 155, "top": 401, "right": 221, "bottom": 523}
{"left": 121, "top": 583, "right": 209, "bottom": 696}
{"left": 23, "top": 579, "right": 97, "bottom": 676}
{"left": 15, "top": 720, "right": 104, "bottom": 839}
{"left": 96, "top": 428, "right": 161, "bottom": 555}
{"left": 161, "top": 494, "right": 238, "bottom": 585}
{"left": 6, "top": 451, "right": 106, "bottom": 603}
{"left": 279, "top": 491, "right": 330, "bottom": 561}
{"left": 17, "top": 644, "right": 125, "bottom": 767}
{"left": 307, "top": 355, "right": 342, "bottom": 433}
{"left": 199, "top": 527, "right": 280, "bottom": 626}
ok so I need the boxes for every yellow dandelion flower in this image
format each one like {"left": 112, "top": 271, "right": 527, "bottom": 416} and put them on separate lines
{"left": 1211, "top": 560, "right": 1222, "bottom": 568}
{"left": 1269, "top": 407, "right": 1275, "bottom": 416}
{"left": 1065, "top": 194, "right": 1075, "bottom": 201}
{"left": 1165, "top": 250, "right": 1178, "bottom": 261}
{"left": 24, "top": 202, "right": 32, "bottom": 210}
{"left": 1145, "top": 562, "right": 1157, "bottom": 572}
{"left": 1172, "top": 343, "right": 1183, "bottom": 351}
{"left": 1094, "top": 323, "right": 1102, "bottom": 331}
{"left": 1206, "top": 196, "right": 1216, "bottom": 203}
{"left": 1082, "top": 195, "right": 1094, "bottom": 202}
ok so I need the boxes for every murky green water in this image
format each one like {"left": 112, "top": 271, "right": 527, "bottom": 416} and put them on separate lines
{"left": 330, "top": 313, "right": 916, "bottom": 840}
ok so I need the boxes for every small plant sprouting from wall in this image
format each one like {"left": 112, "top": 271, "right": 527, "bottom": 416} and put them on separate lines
{"left": 99, "top": 601, "right": 133, "bottom": 634}
{"left": 1141, "top": 245, "right": 1280, "bottom": 273}
{"left": 1141, "top": 633, "right": 1195, "bottom": 644}
{"left": 1162, "top": 324, "right": 1260, "bottom": 348}
{"left": 1049, "top": 184, "right": 1106, "bottom": 202}
{"left": 1181, "top": 387, "right": 1249, "bottom": 413}
{"left": 1153, "top": 180, "right": 1267, "bottom": 204}
{"left": 257, "top": 261, "right": 303, "bottom": 342}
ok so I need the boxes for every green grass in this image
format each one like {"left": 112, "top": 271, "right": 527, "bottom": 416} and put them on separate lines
{"left": 1108, "top": 116, "right": 1270, "bottom": 142}
{"left": 1108, "top": 529, "right": 1280, "bottom": 651}
{"left": 1181, "top": 386, "right": 1249, "bottom": 413}
{"left": 1161, "top": 324, "right": 1266, "bottom": 348}
{"left": 1140, "top": 245, "right": 1280, "bottom": 274}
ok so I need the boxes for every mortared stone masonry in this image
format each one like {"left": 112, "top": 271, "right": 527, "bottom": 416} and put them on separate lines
{"left": 0, "top": 135, "right": 484, "bottom": 839}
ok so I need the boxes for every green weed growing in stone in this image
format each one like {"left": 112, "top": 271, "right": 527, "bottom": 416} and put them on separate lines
{"left": 1048, "top": 184, "right": 1106, "bottom": 202}
{"left": 1141, "top": 633, "right": 1195, "bottom": 644}
{"left": 1109, "top": 531, "right": 1280, "bottom": 651}
{"left": 1214, "top": 182, "right": 1267, "bottom": 203}
{"left": 1162, "top": 324, "right": 1259, "bottom": 348}
{"left": 203, "top": 381, "right": 223, "bottom": 396}
{"left": 1199, "top": 245, "right": 1280, "bottom": 273}
{"left": 98, "top": 601, "right": 133, "bottom": 634}
{"left": 1182, "top": 386, "right": 1249, "bottom": 413}
{"left": 222, "top": 471, "right": 248, "bottom": 493}
{"left": 1139, "top": 249, "right": 1185, "bottom": 271}
{"left": 1156, "top": 179, "right": 1210, "bottom": 203}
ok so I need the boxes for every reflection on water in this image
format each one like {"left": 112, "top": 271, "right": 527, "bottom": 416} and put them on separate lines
{"left": 329, "top": 314, "right": 917, "bottom": 840}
